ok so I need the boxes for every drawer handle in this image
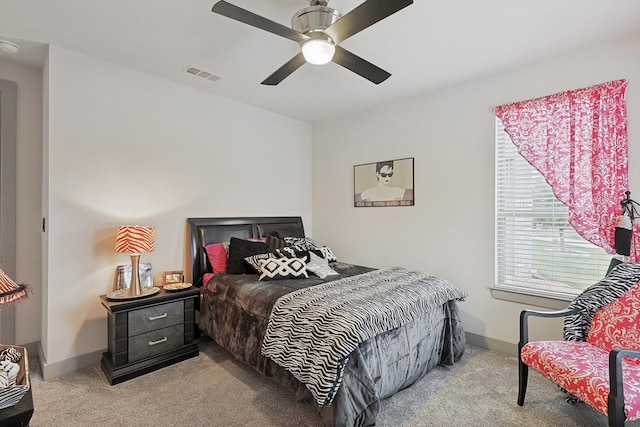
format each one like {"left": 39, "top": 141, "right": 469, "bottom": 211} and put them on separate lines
{"left": 148, "top": 337, "right": 168, "bottom": 347}
{"left": 148, "top": 313, "right": 168, "bottom": 321}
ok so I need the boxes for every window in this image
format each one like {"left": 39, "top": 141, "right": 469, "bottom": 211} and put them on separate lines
{"left": 495, "top": 118, "right": 611, "bottom": 298}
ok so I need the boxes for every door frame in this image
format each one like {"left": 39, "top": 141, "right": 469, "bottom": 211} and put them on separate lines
{"left": 0, "top": 79, "right": 18, "bottom": 343}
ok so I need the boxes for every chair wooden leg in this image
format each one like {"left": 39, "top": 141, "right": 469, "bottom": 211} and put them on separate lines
{"left": 518, "top": 356, "right": 528, "bottom": 406}
{"left": 607, "top": 395, "right": 625, "bottom": 427}
{"left": 608, "top": 349, "right": 628, "bottom": 427}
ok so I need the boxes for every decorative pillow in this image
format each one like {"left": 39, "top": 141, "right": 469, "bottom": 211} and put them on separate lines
{"left": 270, "top": 227, "right": 305, "bottom": 239}
{"left": 315, "top": 246, "right": 337, "bottom": 262}
{"left": 587, "top": 280, "right": 640, "bottom": 358}
{"left": 305, "top": 252, "right": 339, "bottom": 279}
{"left": 244, "top": 253, "right": 277, "bottom": 273}
{"left": 276, "top": 246, "right": 298, "bottom": 258}
{"left": 202, "top": 273, "right": 215, "bottom": 289}
{"left": 283, "top": 236, "right": 318, "bottom": 251}
{"left": 257, "top": 257, "right": 308, "bottom": 281}
{"left": 277, "top": 246, "right": 337, "bottom": 263}
{"left": 266, "top": 234, "right": 287, "bottom": 253}
{"left": 227, "top": 237, "right": 268, "bottom": 274}
{"left": 204, "top": 242, "right": 229, "bottom": 273}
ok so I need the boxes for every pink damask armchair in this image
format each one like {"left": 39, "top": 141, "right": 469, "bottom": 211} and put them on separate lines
{"left": 518, "top": 272, "right": 640, "bottom": 427}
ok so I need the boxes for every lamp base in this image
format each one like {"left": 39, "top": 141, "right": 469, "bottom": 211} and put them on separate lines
{"left": 129, "top": 254, "right": 142, "bottom": 296}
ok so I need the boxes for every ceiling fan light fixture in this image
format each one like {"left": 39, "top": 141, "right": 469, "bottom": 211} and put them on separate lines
{"left": 301, "top": 38, "right": 335, "bottom": 65}
{"left": 211, "top": 0, "right": 414, "bottom": 85}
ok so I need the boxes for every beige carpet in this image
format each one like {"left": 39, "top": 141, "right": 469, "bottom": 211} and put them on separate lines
{"left": 24, "top": 337, "right": 640, "bottom": 427}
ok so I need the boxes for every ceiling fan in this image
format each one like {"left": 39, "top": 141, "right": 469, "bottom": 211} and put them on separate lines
{"left": 211, "top": 0, "right": 413, "bottom": 85}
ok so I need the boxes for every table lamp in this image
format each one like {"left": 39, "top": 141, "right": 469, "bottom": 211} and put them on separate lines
{"left": 115, "top": 225, "right": 155, "bottom": 296}
{"left": 0, "top": 269, "right": 27, "bottom": 305}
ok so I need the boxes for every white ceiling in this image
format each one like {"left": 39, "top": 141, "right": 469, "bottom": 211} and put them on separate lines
{"left": 1, "top": 0, "right": 640, "bottom": 123}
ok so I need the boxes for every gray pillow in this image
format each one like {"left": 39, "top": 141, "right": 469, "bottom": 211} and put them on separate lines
{"left": 305, "top": 252, "right": 339, "bottom": 279}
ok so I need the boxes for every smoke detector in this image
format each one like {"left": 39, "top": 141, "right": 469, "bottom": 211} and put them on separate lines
{"left": 0, "top": 41, "right": 20, "bottom": 54}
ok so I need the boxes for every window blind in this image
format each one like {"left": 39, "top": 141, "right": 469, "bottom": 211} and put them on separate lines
{"left": 495, "top": 118, "right": 610, "bottom": 297}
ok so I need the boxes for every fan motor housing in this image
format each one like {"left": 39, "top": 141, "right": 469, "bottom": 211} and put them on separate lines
{"left": 291, "top": 6, "right": 342, "bottom": 36}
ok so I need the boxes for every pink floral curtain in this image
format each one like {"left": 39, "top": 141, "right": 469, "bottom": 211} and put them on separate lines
{"left": 494, "top": 79, "right": 638, "bottom": 260}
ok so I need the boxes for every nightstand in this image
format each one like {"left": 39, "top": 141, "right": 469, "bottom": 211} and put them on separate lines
{"left": 100, "top": 287, "right": 199, "bottom": 385}
{"left": 0, "top": 387, "right": 33, "bottom": 427}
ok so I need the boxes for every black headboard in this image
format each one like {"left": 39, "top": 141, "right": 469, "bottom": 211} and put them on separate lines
{"left": 187, "top": 216, "right": 305, "bottom": 288}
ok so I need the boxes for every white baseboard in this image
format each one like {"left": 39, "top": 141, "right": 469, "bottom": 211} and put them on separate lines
{"left": 30, "top": 333, "right": 514, "bottom": 380}
{"left": 38, "top": 342, "right": 104, "bottom": 380}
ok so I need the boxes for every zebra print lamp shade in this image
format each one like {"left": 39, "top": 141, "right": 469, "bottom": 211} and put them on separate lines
{"left": 115, "top": 226, "right": 155, "bottom": 296}
{"left": 115, "top": 226, "right": 155, "bottom": 254}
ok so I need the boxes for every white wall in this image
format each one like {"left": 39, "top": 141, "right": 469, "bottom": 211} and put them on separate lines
{"left": 7, "top": 30, "right": 640, "bottom": 376}
{"left": 0, "top": 58, "right": 43, "bottom": 347}
{"left": 312, "top": 32, "right": 640, "bottom": 348}
{"left": 42, "top": 45, "right": 312, "bottom": 374}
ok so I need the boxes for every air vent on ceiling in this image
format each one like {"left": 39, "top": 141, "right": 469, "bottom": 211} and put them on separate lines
{"left": 183, "top": 65, "right": 221, "bottom": 82}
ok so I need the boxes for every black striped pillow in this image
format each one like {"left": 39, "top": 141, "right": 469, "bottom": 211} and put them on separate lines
{"left": 266, "top": 234, "right": 287, "bottom": 253}
{"left": 283, "top": 236, "right": 318, "bottom": 251}
{"left": 563, "top": 262, "right": 640, "bottom": 341}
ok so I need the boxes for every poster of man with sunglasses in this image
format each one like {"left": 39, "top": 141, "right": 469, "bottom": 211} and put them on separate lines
{"left": 354, "top": 158, "right": 414, "bottom": 207}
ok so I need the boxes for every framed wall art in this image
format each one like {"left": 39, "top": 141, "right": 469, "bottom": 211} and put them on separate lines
{"left": 354, "top": 157, "right": 414, "bottom": 207}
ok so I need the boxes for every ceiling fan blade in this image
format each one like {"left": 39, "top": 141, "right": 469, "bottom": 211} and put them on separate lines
{"left": 261, "top": 53, "right": 307, "bottom": 86}
{"left": 332, "top": 46, "right": 390, "bottom": 85}
{"left": 324, "top": 0, "right": 413, "bottom": 44}
{"left": 212, "top": 1, "right": 309, "bottom": 43}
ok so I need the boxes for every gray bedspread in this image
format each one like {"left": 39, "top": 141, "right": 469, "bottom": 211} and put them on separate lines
{"left": 199, "top": 262, "right": 466, "bottom": 426}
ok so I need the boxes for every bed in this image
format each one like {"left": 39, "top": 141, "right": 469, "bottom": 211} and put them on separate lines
{"left": 188, "top": 216, "right": 466, "bottom": 426}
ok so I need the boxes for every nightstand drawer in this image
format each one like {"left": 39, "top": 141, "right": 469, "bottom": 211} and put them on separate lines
{"left": 128, "top": 301, "right": 183, "bottom": 336}
{"left": 128, "top": 324, "right": 184, "bottom": 363}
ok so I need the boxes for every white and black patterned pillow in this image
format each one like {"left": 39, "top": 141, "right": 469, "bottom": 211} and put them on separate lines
{"left": 315, "top": 246, "right": 337, "bottom": 262}
{"left": 277, "top": 246, "right": 337, "bottom": 263}
{"left": 276, "top": 247, "right": 297, "bottom": 259}
{"left": 257, "top": 257, "right": 308, "bottom": 281}
{"left": 283, "top": 236, "right": 318, "bottom": 251}
{"left": 244, "top": 253, "right": 277, "bottom": 273}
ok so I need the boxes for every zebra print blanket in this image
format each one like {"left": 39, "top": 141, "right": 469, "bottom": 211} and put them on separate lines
{"left": 260, "top": 266, "right": 467, "bottom": 406}
{"left": 563, "top": 262, "right": 640, "bottom": 341}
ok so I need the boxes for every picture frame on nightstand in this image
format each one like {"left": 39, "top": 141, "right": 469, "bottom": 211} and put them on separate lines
{"left": 114, "top": 263, "right": 153, "bottom": 291}
{"left": 162, "top": 270, "right": 183, "bottom": 286}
